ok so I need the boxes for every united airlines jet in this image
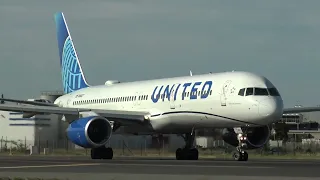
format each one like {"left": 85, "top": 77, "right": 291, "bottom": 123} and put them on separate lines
{"left": 0, "top": 12, "right": 318, "bottom": 161}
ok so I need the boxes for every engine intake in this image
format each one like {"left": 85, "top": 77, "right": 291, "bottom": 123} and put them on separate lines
{"left": 222, "top": 125, "right": 270, "bottom": 149}
{"left": 66, "top": 116, "right": 112, "bottom": 148}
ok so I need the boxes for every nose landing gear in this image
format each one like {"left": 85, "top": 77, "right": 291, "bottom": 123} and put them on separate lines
{"left": 232, "top": 132, "right": 248, "bottom": 161}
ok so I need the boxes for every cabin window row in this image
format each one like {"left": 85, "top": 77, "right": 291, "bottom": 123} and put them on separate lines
{"left": 158, "top": 90, "right": 213, "bottom": 99}
{"left": 72, "top": 95, "right": 149, "bottom": 105}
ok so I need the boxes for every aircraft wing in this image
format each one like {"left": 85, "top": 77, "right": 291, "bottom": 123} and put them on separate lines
{"left": 283, "top": 107, "right": 320, "bottom": 114}
{"left": 0, "top": 98, "right": 58, "bottom": 106}
{"left": 0, "top": 103, "right": 149, "bottom": 125}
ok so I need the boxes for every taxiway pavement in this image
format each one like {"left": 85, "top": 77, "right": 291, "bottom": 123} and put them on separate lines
{"left": 0, "top": 156, "right": 319, "bottom": 180}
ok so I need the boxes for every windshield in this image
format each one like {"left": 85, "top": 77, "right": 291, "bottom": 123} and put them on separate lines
{"left": 238, "top": 87, "right": 280, "bottom": 96}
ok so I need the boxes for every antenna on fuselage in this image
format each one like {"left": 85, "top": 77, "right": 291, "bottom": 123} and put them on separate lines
{"left": 190, "top": 70, "right": 193, "bottom": 76}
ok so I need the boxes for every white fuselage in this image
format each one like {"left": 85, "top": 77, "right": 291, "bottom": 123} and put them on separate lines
{"left": 54, "top": 71, "right": 284, "bottom": 134}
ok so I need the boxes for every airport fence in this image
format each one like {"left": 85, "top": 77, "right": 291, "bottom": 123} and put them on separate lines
{"left": 1, "top": 136, "right": 320, "bottom": 158}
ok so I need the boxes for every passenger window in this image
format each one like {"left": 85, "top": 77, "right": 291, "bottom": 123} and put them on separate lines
{"left": 238, "top": 88, "right": 245, "bottom": 96}
{"left": 268, "top": 88, "right": 280, "bottom": 96}
{"left": 246, "top": 88, "right": 254, "bottom": 96}
{"left": 254, "top": 88, "right": 269, "bottom": 96}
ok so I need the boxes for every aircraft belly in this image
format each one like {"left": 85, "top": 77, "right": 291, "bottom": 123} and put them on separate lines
{"left": 116, "top": 125, "right": 154, "bottom": 135}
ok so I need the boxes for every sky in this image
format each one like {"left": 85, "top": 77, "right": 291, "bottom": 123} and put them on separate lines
{"left": 0, "top": 0, "right": 320, "bottom": 108}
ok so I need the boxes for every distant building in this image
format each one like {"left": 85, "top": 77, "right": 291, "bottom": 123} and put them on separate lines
{"left": 0, "top": 91, "right": 69, "bottom": 151}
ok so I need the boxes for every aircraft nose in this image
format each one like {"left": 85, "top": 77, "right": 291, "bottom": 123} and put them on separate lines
{"left": 258, "top": 98, "right": 283, "bottom": 122}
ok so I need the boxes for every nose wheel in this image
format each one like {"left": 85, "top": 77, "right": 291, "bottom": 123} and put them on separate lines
{"left": 233, "top": 148, "right": 248, "bottom": 161}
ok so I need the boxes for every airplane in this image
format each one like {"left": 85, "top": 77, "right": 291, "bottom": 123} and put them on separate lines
{"left": 0, "top": 12, "right": 319, "bottom": 161}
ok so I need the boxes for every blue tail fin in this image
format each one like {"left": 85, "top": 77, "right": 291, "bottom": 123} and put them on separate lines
{"left": 54, "top": 12, "right": 89, "bottom": 94}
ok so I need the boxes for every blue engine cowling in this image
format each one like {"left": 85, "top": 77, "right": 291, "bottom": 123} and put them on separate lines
{"left": 66, "top": 116, "right": 112, "bottom": 148}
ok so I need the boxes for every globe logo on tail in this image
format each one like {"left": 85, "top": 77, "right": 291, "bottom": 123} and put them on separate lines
{"left": 61, "top": 36, "right": 85, "bottom": 94}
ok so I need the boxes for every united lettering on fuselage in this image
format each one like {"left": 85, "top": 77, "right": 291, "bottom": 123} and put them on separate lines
{"left": 151, "top": 81, "right": 212, "bottom": 103}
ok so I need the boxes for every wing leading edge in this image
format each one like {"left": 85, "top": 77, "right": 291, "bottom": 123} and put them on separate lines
{"left": 0, "top": 103, "right": 150, "bottom": 125}
{"left": 283, "top": 107, "right": 320, "bottom": 114}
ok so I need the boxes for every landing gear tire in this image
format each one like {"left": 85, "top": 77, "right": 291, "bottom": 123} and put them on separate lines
{"left": 175, "top": 148, "right": 199, "bottom": 160}
{"left": 91, "top": 147, "right": 113, "bottom": 160}
{"left": 232, "top": 150, "right": 248, "bottom": 161}
{"left": 190, "top": 148, "right": 199, "bottom": 160}
{"left": 242, "top": 151, "right": 248, "bottom": 161}
{"left": 176, "top": 148, "right": 183, "bottom": 160}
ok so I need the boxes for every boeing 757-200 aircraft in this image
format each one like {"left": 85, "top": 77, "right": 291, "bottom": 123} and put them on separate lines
{"left": 0, "top": 12, "right": 318, "bottom": 161}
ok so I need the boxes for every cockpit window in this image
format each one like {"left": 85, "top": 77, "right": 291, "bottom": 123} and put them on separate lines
{"left": 238, "top": 88, "right": 245, "bottom": 96}
{"left": 240, "top": 87, "right": 280, "bottom": 97}
{"left": 245, "top": 88, "right": 254, "bottom": 96}
{"left": 254, "top": 88, "right": 269, "bottom": 96}
{"left": 268, "top": 88, "right": 280, "bottom": 96}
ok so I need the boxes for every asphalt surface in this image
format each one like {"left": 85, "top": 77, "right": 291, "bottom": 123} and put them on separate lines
{"left": 0, "top": 156, "right": 319, "bottom": 180}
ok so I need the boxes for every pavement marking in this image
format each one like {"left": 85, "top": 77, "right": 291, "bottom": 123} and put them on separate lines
{"left": 0, "top": 163, "right": 101, "bottom": 169}
{"left": 109, "top": 159, "right": 320, "bottom": 165}
{"left": 0, "top": 162, "right": 273, "bottom": 169}
{"left": 100, "top": 163, "right": 274, "bottom": 169}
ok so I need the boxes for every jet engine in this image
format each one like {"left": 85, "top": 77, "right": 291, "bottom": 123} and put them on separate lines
{"left": 222, "top": 125, "right": 270, "bottom": 149}
{"left": 66, "top": 116, "right": 112, "bottom": 148}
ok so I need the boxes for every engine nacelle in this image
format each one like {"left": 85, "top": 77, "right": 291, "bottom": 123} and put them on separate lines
{"left": 222, "top": 125, "right": 270, "bottom": 149}
{"left": 66, "top": 116, "right": 112, "bottom": 148}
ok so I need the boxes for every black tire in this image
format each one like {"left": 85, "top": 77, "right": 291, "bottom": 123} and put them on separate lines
{"left": 242, "top": 151, "right": 248, "bottom": 161}
{"left": 176, "top": 148, "right": 183, "bottom": 160}
{"left": 232, "top": 151, "right": 242, "bottom": 161}
{"left": 190, "top": 148, "right": 199, "bottom": 160}
{"left": 91, "top": 148, "right": 100, "bottom": 159}
{"left": 104, "top": 147, "right": 113, "bottom": 159}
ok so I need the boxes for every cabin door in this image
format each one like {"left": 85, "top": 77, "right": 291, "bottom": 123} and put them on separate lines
{"left": 134, "top": 92, "right": 142, "bottom": 107}
{"left": 169, "top": 84, "right": 178, "bottom": 109}
{"left": 220, "top": 80, "right": 232, "bottom": 106}
{"left": 170, "top": 89, "right": 175, "bottom": 109}
{"left": 67, "top": 99, "right": 72, "bottom": 107}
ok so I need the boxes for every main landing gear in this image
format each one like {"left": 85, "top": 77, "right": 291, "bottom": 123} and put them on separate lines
{"left": 232, "top": 128, "right": 248, "bottom": 161}
{"left": 176, "top": 130, "right": 199, "bottom": 160}
{"left": 90, "top": 146, "right": 113, "bottom": 159}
